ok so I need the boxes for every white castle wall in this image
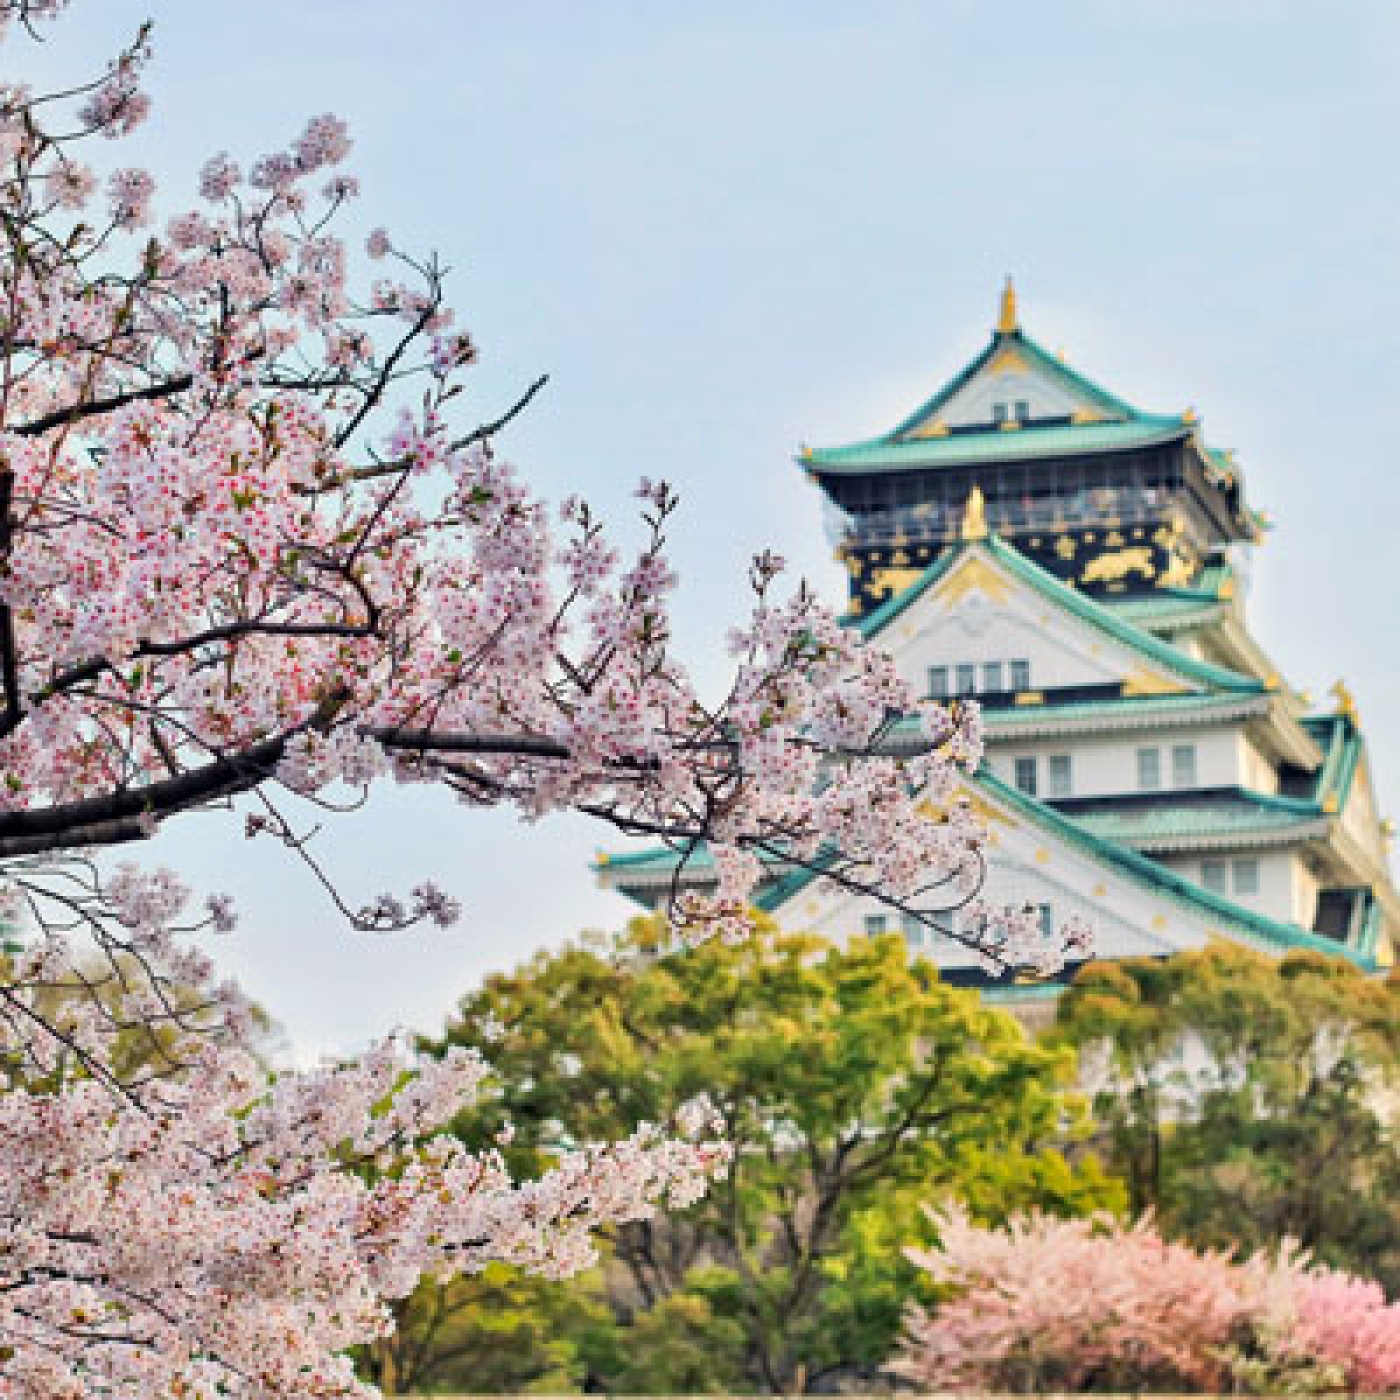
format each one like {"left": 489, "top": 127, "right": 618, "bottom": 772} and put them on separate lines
{"left": 985, "top": 725, "right": 1245, "bottom": 800}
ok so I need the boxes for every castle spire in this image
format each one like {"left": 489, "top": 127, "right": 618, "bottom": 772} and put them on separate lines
{"left": 996, "top": 276, "right": 1018, "bottom": 335}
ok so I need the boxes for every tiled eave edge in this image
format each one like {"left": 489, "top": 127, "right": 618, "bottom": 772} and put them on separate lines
{"left": 875, "top": 696, "right": 1273, "bottom": 752}
{"left": 1115, "top": 602, "right": 1227, "bottom": 635}
{"left": 986, "top": 695, "right": 1270, "bottom": 741}
{"left": 1102, "top": 817, "right": 1334, "bottom": 855}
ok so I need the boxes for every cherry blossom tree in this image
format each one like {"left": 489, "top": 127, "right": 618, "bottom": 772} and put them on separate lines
{"left": 0, "top": 1, "right": 1086, "bottom": 1392}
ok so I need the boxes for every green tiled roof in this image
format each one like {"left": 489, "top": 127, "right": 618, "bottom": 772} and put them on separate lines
{"left": 804, "top": 416, "right": 1190, "bottom": 475}
{"left": 1062, "top": 788, "right": 1326, "bottom": 848}
{"left": 1103, "top": 563, "right": 1233, "bottom": 627}
{"left": 600, "top": 843, "right": 714, "bottom": 873}
{"left": 1305, "top": 714, "right": 1364, "bottom": 812}
{"left": 851, "top": 532, "right": 1262, "bottom": 696}
{"left": 986, "top": 692, "right": 1264, "bottom": 729}
{"left": 876, "top": 693, "right": 1269, "bottom": 750}
{"left": 801, "top": 328, "right": 1209, "bottom": 476}
{"left": 597, "top": 769, "right": 1374, "bottom": 970}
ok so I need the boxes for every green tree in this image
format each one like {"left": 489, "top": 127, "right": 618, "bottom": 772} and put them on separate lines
{"left": 357, "top": 1264, "right": 609, "bottom": 1396}
{"left": 1053, "top": 945, "right": 1400, "bottom": 1289}
{"left": 418, "top": 915, "right": 1121, "bottom": 1394}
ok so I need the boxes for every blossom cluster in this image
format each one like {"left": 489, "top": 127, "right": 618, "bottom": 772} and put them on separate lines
{"left": 894, "top": 1205, "right": 1400, "bottom": 1394}
{"left": 0, "top": 876, "right": 729, "bottom": 1397}
{"left": 0, "top": 4, "right": 1079, "bottom": 972}
{"left": 0, "top": 3, "right": 1087, "bottom": 1391}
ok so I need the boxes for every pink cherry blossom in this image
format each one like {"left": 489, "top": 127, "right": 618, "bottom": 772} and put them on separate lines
{"left": 0, "top": 3, "right": 1089, "bottom": 1392}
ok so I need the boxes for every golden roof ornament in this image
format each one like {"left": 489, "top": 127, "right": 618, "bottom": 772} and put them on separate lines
{"left": 996, "top": 276, "right": 1018, "bottom": 335}
{"left": 960, "top": 485, "right": 988, "bottom": 541}
{"left": 1330, "top": 678, "right": 1358, "bottom": 722}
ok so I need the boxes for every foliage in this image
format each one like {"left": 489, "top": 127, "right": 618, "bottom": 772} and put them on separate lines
{"left": 0, "top": 0, "right": 1028, "bottom": 1389}
{"left": 894, "top": 1204, "right": 1400, "bottom": 1394}
{"left": 355, "top": 1264, "right": 610, "bottom": 1397}
{"left": 1052, "top": 945, "right": 1400, "bottom": 1290}
{"left": 418, "top": 915, "right": 1119, "bottom": 1393}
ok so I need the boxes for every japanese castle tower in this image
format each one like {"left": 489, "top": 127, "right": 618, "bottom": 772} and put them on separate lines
{"left": 599, "top": 282, "right": 1397, "bottom": 1004}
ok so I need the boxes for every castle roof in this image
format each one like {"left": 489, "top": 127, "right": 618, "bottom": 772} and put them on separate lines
{"left": 798, "top": 281, "right": 1264, "bottom": 539}
{"left": 849, "top": 526, "right": 1263, "bottom": 697}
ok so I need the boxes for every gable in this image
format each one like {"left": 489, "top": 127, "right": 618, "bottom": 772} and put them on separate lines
{"left": 913, "top": 344, "right": 1095, "bottom": 433}
{"left": 876, "top": 547, "right": 1200, "bottom": 699}
{"left": 890, "top": 326, "right": 1139, "bottom": 441}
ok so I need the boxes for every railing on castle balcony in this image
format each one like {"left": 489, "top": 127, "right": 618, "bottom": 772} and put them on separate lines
{"left": 823, "top": 485, "right": 1174, "bottom": 551}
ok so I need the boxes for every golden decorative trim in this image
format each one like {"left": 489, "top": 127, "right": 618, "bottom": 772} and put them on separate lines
{"left": 1070, "top": 407, "right": 1105, "bottom": 424}
{"left": 1151, "top": 913, "right": 1168, "bottom": 931}
{"left": 1013, "top": 690, "right": 1045, "bottom": 706}
{"left": 1080, "top": 546, "right": 1156, "bottom": 586}
{"left": 1323, "top": 793, "right": 1340, "bottom": 814}
{"left": 918, "top": 789, "right": 1016, "bottom": 830}
{"left": 936, "top": 553, "right": 1013, "bottom": 605}
{"left": 988, "top": 345, "right": 1029, "bottom": 375}
{"left": 869, "top": 565, "right": 924, "bottom": 599}
{"left": 1092, "top": 883, "right": 1107, "bottom": 898}
{"left": 1155, "top": 551, "right": 1195, "bottom": 589}
{"left": 998, "top": 417, "right": 1021, "bottom": 431}
{"left": 1122, "top": 666, "right": 1187, "bottom": 697}
{"left": 911, "top": 415, "right": 950, "bottom": 439}
{"left": 1181, "top": 406, "right": 1198, "bottom": 423}
{"left": 1054, "top": 535, "right": 1078, "bottom": 560}
{"left": 1330, "top": 678, "right": 1358, "bottom": 722}
{"left": 1034, "top": 847, "right": 1050, "bottom": 864}
{"left": 960, "top": 486, "right": 988, "bottom": 541}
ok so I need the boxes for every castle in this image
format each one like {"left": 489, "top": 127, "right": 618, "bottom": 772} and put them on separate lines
{"left": 598, "top": 283, "right": 1396, "bottom": 1009}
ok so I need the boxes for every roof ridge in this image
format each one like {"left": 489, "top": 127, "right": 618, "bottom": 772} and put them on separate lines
{"left": 1012, "top": 330, "right": 1143, "bottom": 422}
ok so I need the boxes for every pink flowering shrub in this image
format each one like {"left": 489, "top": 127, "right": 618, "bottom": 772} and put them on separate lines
{"left": 894, "top": 1206, "right": 1400, "bottom": 1394}
{"left": 1289, "top": 1270, "right": 1400, "bottom": 1391}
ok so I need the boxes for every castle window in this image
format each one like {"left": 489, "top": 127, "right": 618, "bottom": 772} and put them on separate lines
{"left": 983, "top": 661, "right": 1004, "bottom": 693}
{"left": 1171, "top": 744, "right": 1197, "bottom": 788}
{"left": 1010, "top": 658, "right": 1031, "bottom": 690}
{"left": 1137, "top": 747, "right": 1161, "bottom": 790}
{"left": 928, "top": 666, "right": 949, "bottom": 699}
{"left": 1036, "top": 903, "right": 1055, "bottom": 939}
{"left": 901, "top": 913, "right": 924, "bottom": 947}
{"left": 1232, "top": 859, "right": 1260, "bottom": 896}
{"left": 1015, "top": 398, "right": 1030, "bottom": 421}
{"left": 992, "top": 401, "right": 1008, "bottom": 424}
{"left": 956, "top": 663, "right": 977, "bottom": 695}
{"left": 864, "top": 914, "right": 888, "bottom": 937}
{"left": 1014, "top": 757, "right": 1038, "bottom": 796}
{"left": 1048, "top": 754, "right": 1073, "bottom": 797}
{"left": 1201, "top": 860, "right": 1228, "bottom": 894}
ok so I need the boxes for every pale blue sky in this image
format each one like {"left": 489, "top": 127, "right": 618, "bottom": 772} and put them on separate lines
{"left": 19, "top": 2, "right": 1400, "bottom": 1057}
